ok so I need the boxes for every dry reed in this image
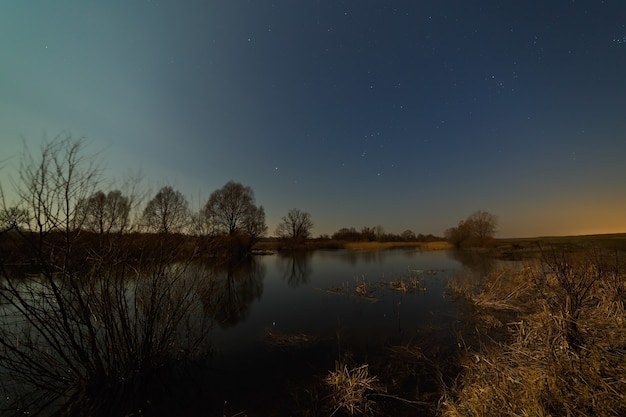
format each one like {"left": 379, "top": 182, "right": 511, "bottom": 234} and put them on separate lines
{"left": 325, "top": 361, "right": 382, "bottom": 416}
{"left": 444, "top": 249, "right": 626, "bottom": 417}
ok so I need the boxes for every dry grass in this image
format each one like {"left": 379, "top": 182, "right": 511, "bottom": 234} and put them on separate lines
{"left": 325, "top": 361, "right": 382, "bottom": 416}
{"left": 418, "top": 241, "right": 453, "bottom": 251}
{"left": 389, "top": 278, "right": 409, "bottom": 293}
{"left": 449, "top": 266, "right": 536, "bottom": 312}
{"left": 385, "top": 275, "right": 426, "bottom": 293}
{"left": 444, "top": 250, "right": 626, "bottom": 417}
{"left": 354, "top": 275, "right": 369, "bottom": 297}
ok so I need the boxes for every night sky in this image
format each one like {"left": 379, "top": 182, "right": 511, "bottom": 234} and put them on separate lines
{"left": 2, "top": 1, "right": 625, "bottom": 238}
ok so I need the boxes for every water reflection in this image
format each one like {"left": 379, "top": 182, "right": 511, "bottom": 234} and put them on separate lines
{"left": 336, "top": 248, "right": 390, "bottom": 265}
{"left": 2, "top": 249, "right": 482, "bottom": 416}
{"left": 448, "top": 249, "right": 498, "bottom": 276}
{"left": 205, "top": 249, "right": 465, "bottom": 416}
{"left": 275, "top": 251, "right": 313, "bottom": 287}
{"left": 0, "top": 260, "right": 216, "bottom": 416}
{"left": 198, "top": 257, "right": 265, "bottom": 328}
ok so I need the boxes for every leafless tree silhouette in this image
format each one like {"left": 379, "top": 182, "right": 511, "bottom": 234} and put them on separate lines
{"left": 275, "top": 208, "right": 313, "bottom": 241}
{"left": 201, "top": 181, "right": 266, "bottom": 251}
{"left": 0, "top": 136, "right": 214, "bottom": 416}
{"left": 142, "top": 186, "right": 190, "bottom": 234}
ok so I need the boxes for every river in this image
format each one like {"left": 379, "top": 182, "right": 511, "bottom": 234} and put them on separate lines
{"left": 200, "top": 248, "right": 467, "bottom": 415}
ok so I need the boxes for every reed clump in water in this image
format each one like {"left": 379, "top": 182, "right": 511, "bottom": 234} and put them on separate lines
{"left": 265, "top": 329, "right": 317, "bottom": 349}
{"left": 444, "top": 248, "right": 626, "bottom": 417}
{"left": 354, "top": 275, "right": 369, "bottom": 297}
{"left": 325, "top": 360, "right": 382, "bottom": 416}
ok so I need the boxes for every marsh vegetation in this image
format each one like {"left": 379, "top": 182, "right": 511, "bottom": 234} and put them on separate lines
{"left": 445, "top": 247, "right": 626, "bottom": 417}
{"left": 1, "top": 137, "right": 625, "bottom": 416}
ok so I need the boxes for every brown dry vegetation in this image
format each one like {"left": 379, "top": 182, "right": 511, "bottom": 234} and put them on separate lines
{"left": 325, "top": 361, "right": 383, "bottom": 416}
{"left": 444, "top": 248, "right": 626, "bottom": 417}
{"left": 494, "top": 233, "right": 626, "bottom": 260}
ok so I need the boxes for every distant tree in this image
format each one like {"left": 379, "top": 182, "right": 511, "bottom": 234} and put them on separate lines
{"left": 332, "top": 227, "right": 361, "bottom": 241}
{"left": 80, "top": 190, "right": 131, "bottom": 234}
{"left": 445, "top": 221, "right": 472, "bottom": 248}
{"left": 142, "top": 186, "right": 189, "bottom": 234}
{"left": 275, "top": 208, "right": 313, "bottom": 241}
{"left": 467, "top": 210, "right": 498, "bottom": 242}
{"left": 445, "top": 210, "right": 498, "bottom": 248}
{"left": 360, "top": 226, "right": 376, "bottom": 241}
{"left": 202, "top": 181, "right": 266, "bottom": 238}
{"left": 423, "top": 234, "right": 440, "bottom": 242}
{"left": 401, "top": 229, "right": 416, "bottom": 241}
{"left": 374, "top": 224, "right": 385, "bottom": 240}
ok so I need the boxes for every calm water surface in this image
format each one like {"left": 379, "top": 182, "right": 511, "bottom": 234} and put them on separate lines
{"left": 212, "top": 249, "right": 461, "bottom": 357}
{"left": 1, "top": 248, "right": 479, "bottom": 416}
{"left": 204, "top": 248, "right": 465, "bottom": 413}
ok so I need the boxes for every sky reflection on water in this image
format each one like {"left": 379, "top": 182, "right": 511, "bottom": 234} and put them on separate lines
{"left": 210, "top": 249, "right": 462, "bottom": 365}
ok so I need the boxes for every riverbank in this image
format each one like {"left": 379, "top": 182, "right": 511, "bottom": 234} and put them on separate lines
{"left": 492, "top": 233, "right": 626, "bottom": 260}
{"left": 443, "top": 247, "right": 626, "bottom": 416}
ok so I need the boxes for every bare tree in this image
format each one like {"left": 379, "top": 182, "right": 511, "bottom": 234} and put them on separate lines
{"left": 0, "top": 136, "right": 214, "bottom": 415}
{"left": 202, "top": 181, "right": 265, "bottom": 237}
{"left": 374, "top": 224, "right": 385, "bottom": 240}
{"left": 332, "top": 227, "right": 361, "bottom": 241}
{"left": 445, "top": 210, "right": 498, "bottom": 248}
{"left": 360, "top": 226, "right": 376, "bottom": 241}
{"left": 7, "top": 135, "right": 101, "bottom": 269}
{"left": 142, "top": 186, "right": 190, "bottom": 234}
{"left": 80, "top": 190, "right": 131, "bottom": 234}
{"left": 276, "top": 208, "right": 313, "bottom": 240}
{"left": 445, "top": 220, "right": 471, "bottom": 248}
{"left": 401, "top": 229, "right": 416, "bottom": 241}
{"left": 467, "top": 210, "right": 498, "bottom": 242}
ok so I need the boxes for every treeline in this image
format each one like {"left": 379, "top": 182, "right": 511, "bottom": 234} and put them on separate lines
{"left": 0, "top": 136, "right": 221, "bottom": 415}
{"left": 0, "top": 138, "right": 271, "bottom": 268}
{"left": 324, "top": 226, "right": 443, "bottom": 243}
{"left": 77, "top": 179, "right": 267, "bottom": 252}
{"left": 1, "top": 137, "right": 450, "bottom": 261}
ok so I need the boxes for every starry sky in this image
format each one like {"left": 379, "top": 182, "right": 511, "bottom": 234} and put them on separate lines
{"left": 1, "top": 1, "right": 626, "bottom": 238}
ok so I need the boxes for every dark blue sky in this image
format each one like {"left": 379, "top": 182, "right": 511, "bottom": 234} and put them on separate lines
{"left": 2, "top": 1, "right": 625, "bottom": 237}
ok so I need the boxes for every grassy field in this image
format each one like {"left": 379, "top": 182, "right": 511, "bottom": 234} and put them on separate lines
{"left": 443, "top": 243, "right": 626, "bottom": 416}
{"left": 490, "top": 233, "right": 626, "bottom": 260}
{"left": 256, "top": 233, "right": 626, "bottom": 255}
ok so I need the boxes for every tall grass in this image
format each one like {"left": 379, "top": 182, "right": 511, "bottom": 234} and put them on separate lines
{"left": 325, "top": 360, "right": 381, "bottom": 416}
{"left": 444, "top": 248, "right": 626, "bottom": 416}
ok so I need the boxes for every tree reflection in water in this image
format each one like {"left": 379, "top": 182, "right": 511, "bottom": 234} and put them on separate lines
{"left": 449, "top": 249, "right": 498, "bottom": 277}
{"left": 276, "top": 251, "right": 313, "bottom": 287}
{"left": 338, "top": 249, "right": 389, "bottom": 266}
{"left": 198, "top": 257, "right": 265, "bottom": 328}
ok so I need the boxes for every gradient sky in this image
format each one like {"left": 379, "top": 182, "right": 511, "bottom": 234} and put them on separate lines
{"left": 1, "top": 1, "right": 625, "bottom": 238}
